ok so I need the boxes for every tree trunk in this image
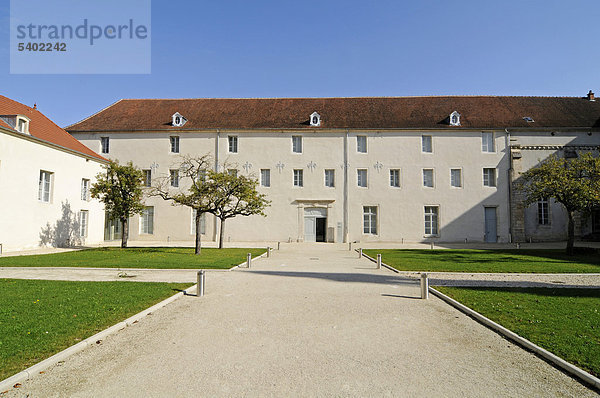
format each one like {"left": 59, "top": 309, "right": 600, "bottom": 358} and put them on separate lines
{"left": 566, "top": 210, "right": 575, "bottom": 255}
{"left": 219, "top": 218, "right": 225, "bottom": 249}
{"left": 121, "top": 217, "right": 129, "bottom": 249}
{"left": 195, "top": 211, "right": 202, "bottom": 255}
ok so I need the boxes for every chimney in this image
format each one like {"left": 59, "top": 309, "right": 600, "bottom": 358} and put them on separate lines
{"left": 587, "top": 90, "right": 595, "bottom": 101}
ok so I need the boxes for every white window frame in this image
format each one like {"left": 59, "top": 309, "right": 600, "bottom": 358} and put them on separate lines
{"left": 228, "top": 136, "right": 238, "bottom": 153}
{"left": 16, "top": 116, "right": 29, "bottom": 134}
{"left": 482, "top": 132, "right": 495, "bottom": 153}
{"left": 79, "top": 210, "right": 89, "bottom": 237}
{"left": 140, "top": 207, "right": 154, "bottom": 235}
{"left": 293, "top": 169, "right": 303, "bottom": 187}
{"left": 170, "top": 169, "right": 179, "bottom": 187}
{"left": 292, "top": 136, "right": 302, "bottom": 153}
{"left": 424, "top": 206, "right": 439, "bottom": 236}
{"left": 260, "top": 169, "right": 271, "bottom": 187}
{"left": 357, "top": 135, "right": 367, "bottom": 153}
{"left": 422, "top": 168, "right": 434, "bottom": 188}
{"left": 357, "top": 169, "right": 368, "bottom": 188}
{"left": 191, "top": 209, "right": 206, "bottom": 235}
{"left": 389, "top": 169, "right": 401, "bottom": 188}
{"left": 81, "top": 178, "right": 90, "bottom": 201}
{"left": 100, "top": 137, "right": 109, "bottom": 154}
{"left": 363, "top": 206, "right": 378, "bottom": 235}
{"left": 143, "top": 169, "right": 152, "bottom": 187}
{"left": 422, "top": 135, "right": 432, "bottom": 153}
{"left": 38, "top": 170, "right": 52, "bottom": 202}
{"left": 170, "top": 136, "right": 180, "bottom": 153}
{"left": 325, "top": 169, "right": 335, "bottom": 187}
{"left": 450, "top": 168, "right": 462, "bottom": 188}
{"left": 483, "top": 168, "right": 496, "bottom": 187}
{"left": 538, "top": 198, "right": 550, "bottom": 226}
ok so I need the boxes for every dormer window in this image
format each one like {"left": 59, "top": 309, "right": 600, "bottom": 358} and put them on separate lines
{"left": 449, "top": 111, "right": 460, "bottom": 126}
{"left": 523, "top": 117, "right": 535, "bottom": 123}
{"left": 172, "top": 112, "right": 187, "bottom": 127}
{"left": 16, "top": 115, "right": 30, "bottom": 134}
{"left": 310, "top": 112, "right": 321, "bottom": 127}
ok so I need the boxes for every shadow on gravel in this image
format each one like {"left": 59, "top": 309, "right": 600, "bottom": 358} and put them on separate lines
{"left": 247, "top": 270, "right": 417, "bottom": 285}
{"left": 431, "top": 279, "right": 600, "bottom": 289}
{"left": 381, "top": 294, "right": 421, "bottom": 299}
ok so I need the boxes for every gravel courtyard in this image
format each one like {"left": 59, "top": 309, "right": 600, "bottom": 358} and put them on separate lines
{"left": 3, "top": 244, "right": 597, "bottom": 397}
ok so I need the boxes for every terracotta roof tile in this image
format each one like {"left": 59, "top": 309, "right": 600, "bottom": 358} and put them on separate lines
{"left": 66, "top": 96, "right": 600, "bottom": 132}
{"left": 0, "top": 95, "right": 106, "bottom": 161}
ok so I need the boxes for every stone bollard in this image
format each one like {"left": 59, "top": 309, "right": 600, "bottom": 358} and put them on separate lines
{"left": 247, "top": 253, "right": 252, "bottom": 268}
{"left": 420, "top": 273, "right": 429, "bottom": 300}
{"left": 197, "top": 270, "right": 205, "bottom": 297}
{"left": 377, "top": 254, "right": 381, "bottom": 269}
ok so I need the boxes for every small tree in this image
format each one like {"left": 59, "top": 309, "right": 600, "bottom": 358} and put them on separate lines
{"left": 91, "top": 160, "right": 145, "bottom": 248}
{"left": 150, "top": 155, "right": 212, "bottom": 255}
{"left": 204, "top": 169, "right": 271, "bottom": 248}
{"left": 519, "top": 153, "right": 600, "bottom": 254}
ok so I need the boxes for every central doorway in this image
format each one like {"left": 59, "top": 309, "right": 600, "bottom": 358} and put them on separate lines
{"left": 304, "top": 208, "right": 327, "bottom": 242}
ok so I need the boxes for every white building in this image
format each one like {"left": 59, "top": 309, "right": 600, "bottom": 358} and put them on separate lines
{"left": 0, "top": 95, "right": 107, "bottom": 252}
{"left": 66, "top": 95, "right": 600, "bottom": 244}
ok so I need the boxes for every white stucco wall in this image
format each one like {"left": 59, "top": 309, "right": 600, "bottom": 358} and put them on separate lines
{"left": 0, "top": 131, "right": 106, "bottom": 252}
{"left": 72, "top": 129, "right": 512, "bottom": 243}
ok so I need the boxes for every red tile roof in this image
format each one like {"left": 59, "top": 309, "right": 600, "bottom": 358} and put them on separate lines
{"left": 0, "top": 95, "right": 106, "bottom": 161}
{"left": 66, "top": 96, "right": 600, "bottom": 132}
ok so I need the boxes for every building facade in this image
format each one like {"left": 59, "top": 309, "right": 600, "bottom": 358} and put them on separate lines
{"left": 0, "top": 96, "right": 107, "bottom": 252}
{"left": 66, "top": 95, "right": 600, "bottom": 244}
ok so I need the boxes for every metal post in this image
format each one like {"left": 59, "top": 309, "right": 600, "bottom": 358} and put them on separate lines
{"left": 377, "top": 254, "right": 381, "bottom": 269}
{"left": 247, "top": 253, "right": 251, "bottom": 268}
{"left": 358, "top": 248, "right": 362, "bottom": 258}
{"left": 420, "top": 273, "right": 429, "bottom": 300}
{"left": 278, "top": 241, "right": 280, "bottom": 250}
{"left": 516, "top": 242, "right": 520, "bottom": 249}
{"left": 430, "top": 241, "right": 434, "bottom": 250}
{"left": 267, "top": 247, "right": 271, "bottom": 257}
{"left": 197, "top": 270, "right": 205, "bottom": 297}
{"left": 349, "top": 242, "right": 352, "bottom": 251}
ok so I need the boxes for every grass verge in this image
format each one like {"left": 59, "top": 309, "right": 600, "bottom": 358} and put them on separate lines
{"left": 363, "top": 249, "right": 600, "bottom": 273}
{"left": 0, "top": 247, "right": 266, "bottom": 269}
{"left": 435, "top": 286, "right": 600, "bottom": 377}
{"left": 0, "top": 279, "right": 191, "bottom": 381}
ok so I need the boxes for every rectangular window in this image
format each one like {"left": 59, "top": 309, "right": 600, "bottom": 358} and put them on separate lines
{"left": 79, "top": 210, "right": 89, "bottom": 237}
{"left": 424, "top": 206, "right": 439, "bottom": 235}
{"left": 143, "top": 169, "right": 152, "bottom": 187}
{"left": 170, "top": 136, "right": 180, "bottom": 153}
{"left": 423, "top": 169, "right": 434, "bottom": 188}
{"left": 100, "top": 137, "right": 109, "bottom": 154}
{"left": 191, "top": 209, "right": 207, "bottom": 235}
{"left": 357, "top": 135, "right": 367, "bottom": 153}
{"left": 482, "top": 132, "right": 495, "bottom": 152}
{"left": 140, "top": 207, "right": 154, "bottom": 234}
{"left": 538, "top": 198, "right": 549, "bottom": 225}
{"left": 357, "top": 169, "right": 368, "bottom": 187}
{"left": 483, "top": 168, "right": 496, "bottom": 187}
{"left": 292, "top": 136, "right": 302, "bottom": 153}
{"left": 81, "top": 178, "right": 90, "bottom": 201}
{"left": 260, "top": 169, "right": 271, "bottom": 187}
{"left": 422, "top": 135, "right": 432, "bottom": 153}
{"left": 325, "top": 169, "right": 335, "bottom": 187}
{"left": 38, "top": 170, "right": 52, "bottom": 202}
{"left": 450, "top": 169, "right": 462, "bottom": 188}
{"left": 389, "top": 169, "right": 400, "bottom": 187}
{"left": 363, "top": 206, "right": 378, "bottom": 234}
{"left": 228, "top": 136, "right": 238, "bottom": 153}
{"left": 170, "top": 169, "right": 179, "bottom": 187}
{"left": 293, "top": 169, "right": 303, "bottom": 187}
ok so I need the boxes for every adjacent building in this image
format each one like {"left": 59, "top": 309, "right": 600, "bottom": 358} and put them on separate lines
{"left": 66, "top": 95, "right": 600, "bottom": 244}
{"left": 0, "top": 95, "right": 107, "bottom": 252}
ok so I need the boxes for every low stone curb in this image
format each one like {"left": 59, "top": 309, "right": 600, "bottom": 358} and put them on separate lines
{"left": 429, "top": 287, "right": 600, "bottom": 391}
{"left": 0, "top": 283, "right": 198, "bottom": 393}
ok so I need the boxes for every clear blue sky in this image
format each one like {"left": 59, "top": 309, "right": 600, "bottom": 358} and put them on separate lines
{"left": 1, "top": 0, "right": 599, "bottom": 127}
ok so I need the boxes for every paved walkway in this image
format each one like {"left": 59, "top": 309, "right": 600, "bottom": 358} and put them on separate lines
{"left": 3, "top": 245, "right": 597, "bottom": 397}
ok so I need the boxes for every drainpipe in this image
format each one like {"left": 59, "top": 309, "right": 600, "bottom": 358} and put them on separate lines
{"left": 505, "top": 128, "right": 513, "bottom": 243}
{"left": 343, "top": 129, "right": 349, "bottom": 243}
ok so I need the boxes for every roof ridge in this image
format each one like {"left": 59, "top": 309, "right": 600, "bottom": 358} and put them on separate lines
{"left": 64, "top": 99, "right": 124, "bottom": 129}
{"left": 114, "top": 95, "right": 586, "bottom": 100}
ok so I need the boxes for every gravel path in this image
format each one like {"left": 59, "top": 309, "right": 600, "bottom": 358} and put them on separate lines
{"left": 2, "top": 245, "right": 598, "bottom": 397}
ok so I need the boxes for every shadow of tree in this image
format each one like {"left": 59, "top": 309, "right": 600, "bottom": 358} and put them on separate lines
{"left": 39, "top": 201, "right": 82, "bottom": 248}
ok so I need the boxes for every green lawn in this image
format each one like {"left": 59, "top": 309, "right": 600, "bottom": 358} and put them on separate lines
{"left": 0, "top": 279, "right": 191, "bottom": 381}
{"left": 363, "top": 249, "right": 600, "bottom": 273}
{"left": 435, "top": 286, "right": 600, "bottom": 377}
{"left": 0, "top": 247, "right": 266, "bottom": 269}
